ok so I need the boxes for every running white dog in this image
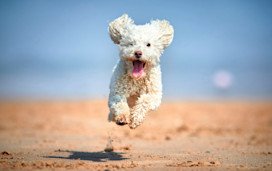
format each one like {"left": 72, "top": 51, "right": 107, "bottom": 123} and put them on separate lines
{"left": 108, "top": 14, "right": 174, "bottom": 129}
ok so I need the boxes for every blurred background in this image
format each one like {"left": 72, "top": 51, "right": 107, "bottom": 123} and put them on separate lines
{"left": 0, "top": 0, "right": 271, "bottom": 101}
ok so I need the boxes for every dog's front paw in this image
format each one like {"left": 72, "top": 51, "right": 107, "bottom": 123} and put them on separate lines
{"left": 115, "top": 114, "right": 130, "bottom": 126}
{"left": 129, "top": 110, "right": 146, "bottom": 129}
{"left": 129, "top": 116, "right": 144, "bottom": 129}
{"left": 128, "top": 122, "right": 139, "bottom": 129}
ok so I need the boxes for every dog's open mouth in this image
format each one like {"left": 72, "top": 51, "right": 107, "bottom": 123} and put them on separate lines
{"left": 132, "top": 60, "right": 146, "bottom": 79}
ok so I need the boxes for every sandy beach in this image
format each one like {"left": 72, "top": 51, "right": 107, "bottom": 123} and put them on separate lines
{"left": 0, "top": 101, "right": 271, "bottom": 170}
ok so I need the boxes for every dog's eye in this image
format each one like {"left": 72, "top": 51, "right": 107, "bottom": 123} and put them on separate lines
{"left": 146, "top": 43, "right": 151, "bottom": 47}
{"left": 130, "top": 43, "right": 133, "bottom": 46}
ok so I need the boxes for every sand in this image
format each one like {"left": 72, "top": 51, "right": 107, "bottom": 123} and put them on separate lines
{"left": 0, "top": 101, "right": 271, "bottom": 170}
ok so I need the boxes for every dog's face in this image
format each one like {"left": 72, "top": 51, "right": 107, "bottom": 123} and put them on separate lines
{"left": 109, "top": 14, "right": 174, "bottom": 79}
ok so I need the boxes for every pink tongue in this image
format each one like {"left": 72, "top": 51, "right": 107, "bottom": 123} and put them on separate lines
{"left": 132, "top": 61, "right": 144, "bottom": 78}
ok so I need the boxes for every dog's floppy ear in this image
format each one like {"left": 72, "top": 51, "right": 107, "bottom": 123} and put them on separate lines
{"left": 109, "top": 14, "right": 134, "bottom": 44}
{"left": 152, "top": 20, "right": 174, "bottom": 49}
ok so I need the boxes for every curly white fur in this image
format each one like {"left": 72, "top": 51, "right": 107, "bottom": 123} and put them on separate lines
{"left": 108, "top": 14, "right": 174, "bottom": 129}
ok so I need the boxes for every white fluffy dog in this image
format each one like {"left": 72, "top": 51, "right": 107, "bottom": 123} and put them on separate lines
{"left": 108, "top": 14, "right": 174, "bottom": 129}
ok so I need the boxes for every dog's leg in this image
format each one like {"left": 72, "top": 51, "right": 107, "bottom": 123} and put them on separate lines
{"left": 108, "top": 94, "right": 130, "bottom": 125}
{"left": 129, "top": 93, "right": 161, "bottom": 129}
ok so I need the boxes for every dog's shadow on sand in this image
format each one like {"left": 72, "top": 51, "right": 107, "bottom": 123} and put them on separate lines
{"left": 45, "top": 150, "right": 128, "bottom": 162}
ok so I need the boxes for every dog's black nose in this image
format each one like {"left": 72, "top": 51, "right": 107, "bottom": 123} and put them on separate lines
{"left": 134, "top": 51, "right": 142, "bottom": 58}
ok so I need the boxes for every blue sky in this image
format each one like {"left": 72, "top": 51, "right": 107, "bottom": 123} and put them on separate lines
{"left": 0, "top": 0, "right": 272, "bottom": 100}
